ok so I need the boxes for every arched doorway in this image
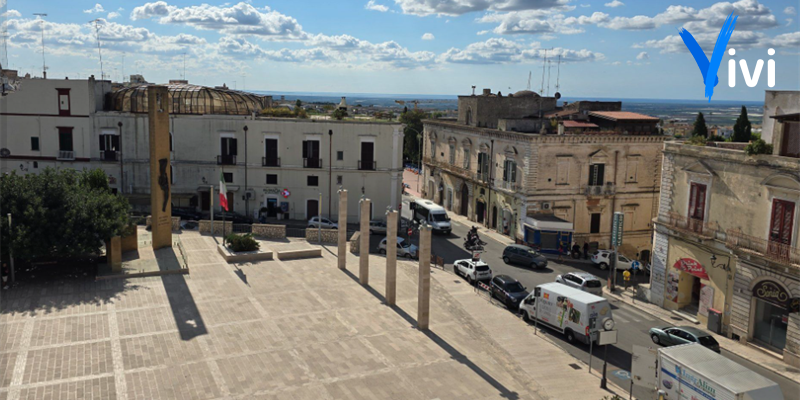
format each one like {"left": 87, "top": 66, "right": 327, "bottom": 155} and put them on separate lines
{"left": 476, "top": 200, "right": 485, "bottom": 224}
{"left": 459, "top": 184, "right": 469, "bottom": 216}
{"left": 491, "top": 206, "right": 498, "bottom": 229}
{"left": 306, "top": 199, "right": 319, "bottom": 220}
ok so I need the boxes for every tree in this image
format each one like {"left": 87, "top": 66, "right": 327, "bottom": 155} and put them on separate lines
{"left": 295, "top": 99, "right": 302, "bottom": 108}
{"left": 1, "top": 168, "right": 131, "bottom": 261}
{"left": 691, "top": 112, "right": 708, "bottom": 138}
{"left": 731, "top": 105, "right": 752, "bottom": 142}
{"left": 332, "top": 108, "right": 347, "bottom": 120}
{"left": 400, "top": 109, "right": 428, "bottom": 165}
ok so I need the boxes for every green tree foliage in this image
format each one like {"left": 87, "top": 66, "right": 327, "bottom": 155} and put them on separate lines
{"left": 686, "top": 135, "right": 707, "bottom": 146}
{"left": 400, "top": 109, "right": 428, "bottom": 164}
{"left": 295, "top": 99, "right": 302, "bottom": 108}
{"left": 731, "top": 105, "right": 752, "bottom": 142}
{"left": 745, "top": 138, "right": 773, "bottom": 155}
{"left": 224, "top": 233, "right": 260, "bottom": 252}
{"left": 691, "top": 112, "right": 708, "bottom": 138}
{"left": 332, "top": 108, "right": 348, "bottom": 120}
{"left": 1, "top": 168, "right": 130, "bottom": 260}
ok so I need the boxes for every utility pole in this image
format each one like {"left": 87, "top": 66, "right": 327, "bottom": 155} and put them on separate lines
{"left": 33, "top": 13, "right": 47, "bottom": 78}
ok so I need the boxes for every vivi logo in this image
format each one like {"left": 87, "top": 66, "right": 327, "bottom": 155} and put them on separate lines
{"left": 679, "top": 12, "right": 776, "bottom": 102}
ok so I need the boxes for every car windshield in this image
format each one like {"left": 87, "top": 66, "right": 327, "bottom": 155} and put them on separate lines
{"left": 431, "top": 213, "right": 449, "bottom": 222}
{"left": 505, "top": 282, "right": 525, "bottom": 292}
{"left": 585, "top": 280, "right": 602, "bottom": 288}
{"left": 698, "top": 336, "right": 718, "bottom": 347}
{"left": 475, "top": 265, "right": 490, "bottom": 272}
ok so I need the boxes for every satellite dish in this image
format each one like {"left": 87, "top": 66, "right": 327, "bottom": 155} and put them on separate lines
{"left": 554, "top": 92, "right": 562, "bottom": 100}
{"left": 0, "top": 148, "right": 10, "bottom": 157}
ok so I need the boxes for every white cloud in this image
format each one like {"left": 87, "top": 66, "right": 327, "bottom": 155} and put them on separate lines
{"left": 580, "top": 4, "right": 591, "bottom": 8}
{"left": 83, "top": 4, "right": 105, "bottom": 14}
{"left": 422, "top": 32, "right": 434, "bottom": 40}
{"left": 604, "top": 1, "right": 624, "bottom": 8}
{"left": 478, "top": 10, "right": 608, "bottom": 35}
{"left": 439, "top": 37, "right": 603, "bottom": 64}
{"left": 2, "top": 9, "right": 21, "bottom": 18}
{"left": 131, "top": 1, "right": 307, "bottom": 40}
{"left": 784, "top": 6, "right": 796, "bottom": 15}
{"left": 365, "top": 1, "right": 389, "bottom": 12}
{"left": 107, "top": 12, "right": 121, "bottom": 20}
{"left": 598, "top": 0, "right": 778, "bottom": 32}
{"left": 611, "top": 61, "right": 622, "bottom": 65}
{"left": 636, "top": 51, "right": 649, "bottom": 60}
{"left": 393, "top": 0, "right": 570, "bottom": 17}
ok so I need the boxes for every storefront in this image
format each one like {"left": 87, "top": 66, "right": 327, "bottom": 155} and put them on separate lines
{"left": 522, "top": 214, "right": 573, "bottom": 254}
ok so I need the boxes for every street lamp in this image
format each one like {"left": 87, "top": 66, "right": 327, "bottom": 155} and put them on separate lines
{"left": 243, "top": 125, "right": 249, "bottom": 221}
{"left": 118, "top": 121, "right": 123, "bottom": 194}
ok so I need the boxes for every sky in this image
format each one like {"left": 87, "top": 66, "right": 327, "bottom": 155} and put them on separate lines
{"left": 1, "top": 0, "right": 798, "bottom": 101}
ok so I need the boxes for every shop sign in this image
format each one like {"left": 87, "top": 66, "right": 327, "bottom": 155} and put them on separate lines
{"left": 281, "top": 189, "right": 291, "bottom": 198}
{"left": 673, "top": 258, "right": 709, "bottom": 280}
{"left": 752, "top": 280, "right": 794, "bottom": 309}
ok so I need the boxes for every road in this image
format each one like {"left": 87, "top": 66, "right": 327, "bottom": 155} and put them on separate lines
{"left": 378, "top": 195, "right": 800, "bottom": 399}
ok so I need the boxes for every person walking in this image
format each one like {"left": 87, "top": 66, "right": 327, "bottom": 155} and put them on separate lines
{"left": 583, "top": 242, "right": 589, "bottom": 260}
{"left": 557, "top": 242, "right": 565, "bottom": 262}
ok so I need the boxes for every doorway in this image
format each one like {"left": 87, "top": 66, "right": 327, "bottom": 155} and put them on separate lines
{"left": 685, "top": 275, "right": 701, "bottom": 315}
{"left": 307, "top": 199, "right": 319, "bottom": 220}
{"left": 476, "top": 200, "right": 485, "bottom": 224}
{"left": 752, "top": 299, "right": 788, "bottom": 351}
{"left": 459, "top": 184, "right": 469, "bottom": 216}
{"left": 267, "top": 198, "right": 278, "bottom": 218}
{"left": 491, "top": 206, "right": 497, "bottom": 230}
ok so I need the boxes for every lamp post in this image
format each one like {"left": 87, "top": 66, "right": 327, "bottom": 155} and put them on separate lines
{"left": 243, "top": 125, "right": 249, "bottom": 221}
{"left": 328, "top": 129, "right": 333, "bottom": 220}
{"left": 118, "top": 121, "right": 123, "bottom": 194}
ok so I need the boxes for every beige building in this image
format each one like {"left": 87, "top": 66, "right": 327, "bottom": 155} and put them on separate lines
{"left": 0, "top": 76, "right": 403, "bottom": 222}
{"left": 650, "top": 91, "right": 800, "bottom": 367}
{"left": 422, "top": 89, "right": 665, "bottom": 257}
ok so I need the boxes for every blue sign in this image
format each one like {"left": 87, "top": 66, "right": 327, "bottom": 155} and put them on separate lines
{"left": 631, "top": 261, "right": 641, "bottom": 271}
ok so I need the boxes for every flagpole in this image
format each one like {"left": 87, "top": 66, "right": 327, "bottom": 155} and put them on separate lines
{"left": 210, "top": 184, "right": 215, "bottom": 239}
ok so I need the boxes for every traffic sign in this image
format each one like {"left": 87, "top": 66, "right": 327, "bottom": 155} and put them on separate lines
{"left": 631, "top": 260, "right": 641, "bottom": 271}
{"left": 407, "top": 228, "right": 413, "bottom": 236}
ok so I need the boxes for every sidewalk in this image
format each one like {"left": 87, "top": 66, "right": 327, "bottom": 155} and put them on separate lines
{"left": 603, "top": 286, "right": 800, "bottom": 383}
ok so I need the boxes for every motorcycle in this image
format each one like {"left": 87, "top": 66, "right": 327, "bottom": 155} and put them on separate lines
{"left": 464, "top": 227, "right": 487, "bottom": 251}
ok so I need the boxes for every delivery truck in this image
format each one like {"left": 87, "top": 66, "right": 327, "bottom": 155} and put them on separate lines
{"left": 657, "top": 343, "right": 783, "bottom": 400}
{"left": 518, "top": 282, "right": 615, "bottom": 344}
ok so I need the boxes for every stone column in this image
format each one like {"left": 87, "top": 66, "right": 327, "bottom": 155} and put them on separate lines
{"left": 418, "top": 224, "right": 431, "bottom": 330}
{"left": 107, "top": 236, "right": 122, "bottom": 272}
{"left": 338, "top": 190, "right": 348, "bottom": 270}
{"left": 385, "top": 210, "right": 398, "bottom": 305}
{"left": 148, "top": 85, "right": 172, "bottom": 250}
{"left": 359, "top": 198, "right": 371, "bottom": 285}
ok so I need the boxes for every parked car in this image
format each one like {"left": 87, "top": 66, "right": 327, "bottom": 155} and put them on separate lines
{"left": 377, "top": 237, "right": 418, "bottom": 259}
{"left": 502, "top": 244, "right": 548, "bottom": 269}
{"left": 172, "top": 207, "right": 203, "bottom": 221}
{"left": 591, "top": 250, "right": 635, "bottom": 271}
{"left": 555, "top": 272, "right": 604, "bottom": 296}
{"left": 213, "top": 210, "right": 251, "bottom": 224}
{"left": 308, "top": 216, "right": 338, "bottom": 229}
{"left": 369, "top": 220, "right": 387, "bottom": 234}
{"left": 649, "top": 326, "right": 721, "bottom": 353}
{"left": 453, "top": 258, "right": 492, "bottom": 284}
{"left": 490, "top": 275, "right": 529, "bottom": 310}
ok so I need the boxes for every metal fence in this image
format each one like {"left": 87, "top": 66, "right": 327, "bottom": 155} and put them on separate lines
{"left": 231, "top": 224, "right": 252, "bottom": 234}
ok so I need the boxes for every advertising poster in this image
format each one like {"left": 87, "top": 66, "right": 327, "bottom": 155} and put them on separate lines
{"left": 698, "top": 284, "right": 714, "bottom": 317}
{"left": 666, "top": 271, "right": 680, "bottom": 303}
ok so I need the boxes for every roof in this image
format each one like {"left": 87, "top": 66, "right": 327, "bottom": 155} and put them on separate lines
{"left": 512, "top": 90, "right": 539, "bottom": 98}
{"left": 523, "top": 213, "right": 574, "bottom": 232}
{"left": 770, "top": 112, "right": 800, "bottom": 121}
{"left": 111, "top": 83, "right": 270, "bottom": 115}
{"left": 659, "top": 344, "right": 781, "bottom": 395}
{"left": 589, "top": 111, "right": 660, "bottom": 121}
{"left": 545, "top": 109, "right": 579, "bottom": 118}
{"left": 562, "top": 120, "right": 599, "bottom": 128}
{"left": 671, "top": 326, "right": 713, "bottom": 337}
{"left": 538, "top": 282, "right": 606, "bottom": 302}
{"left": 568, "top": 272, "right": 601, "bottom": 281}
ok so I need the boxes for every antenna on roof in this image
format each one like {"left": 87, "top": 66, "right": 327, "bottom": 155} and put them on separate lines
{"left": 555, "top": 55, "right": 561, "bottom": 94}
{"left": 182, "top": 52, "right": 186, "bottom": 80}
{"left": 540, "top": 49, "right": 547, "bottom": 95}
{"left": 546, "top": 59, "right": 552, "bottom": 97}
{"left": 89, "top": 18, "right": 104, "bottom": 81}
{"left": 33, "top": 13, "right": 47, "bottom": 78}
{"left": 526, "top": 71, "right": 531, "bottom": 91}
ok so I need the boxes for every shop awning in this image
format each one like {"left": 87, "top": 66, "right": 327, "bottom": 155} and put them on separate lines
{"left": 523, "top": 213, "right": 573, "bottom": 232}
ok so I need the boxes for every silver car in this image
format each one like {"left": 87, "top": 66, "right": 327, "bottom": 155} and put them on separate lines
{"left": 308, "top": 216, "right": 338, "bottom": 229}
{"left": 369, "top": 220, "right": 387, "bottom": 234}
{"left": 555, "top": 272, "right": 604, "bottom": 296}
{"left": 378, "top": 237, "right": 418, "bottom": 259}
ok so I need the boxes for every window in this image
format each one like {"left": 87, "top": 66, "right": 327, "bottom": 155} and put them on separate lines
{"left": 557, "top": 158, "right": 570, "bottom": 185}
{"left": 307, "top": 176, "right": 319, "bottom": 186}
{"left": 779, "top": 121, "right": 799, "bottom": 158}
{"left": 264, "top": 138, "right": 279, "bottom": 167}
{"left": 223, "top": 172, "right": 233, "bottom": 183}
{"left": 477, "top": 152, "right": 490, "bottom": 181}
{"left": 430, "top": 140, "right": 436, "bottom": 160}
{"left": 449, "top": 144, "right": 456, "bottom": 164}
{"left": 769, "top": 199, "right": 795, "bottom": 249}
{"left": 266, "top": 174, "right": 278, "bottom": 185}
{"left": 688, "top": 183, "right": 707, "bottom": 221}
{"left": 170, "top": 133, "right": 173, "bottom": 152}
{"left": 466, "top": 108, "right": 472, "bottom": 125}
{"left": 31, "top": 137, "right": 39, "bottom": 151}
{"left": 57, "top": 88, "right": 70, "bottom": 116}
{"left": 360, "top": 141, "right": 375, "bottom": 170}
{"left": 302, "top": 140, "right": 321, "bottom": 168}
{"left": 588, "top": 163, "right": 605, "bottom": 186}
{"left": 590, "top": 213, "right": 601, "bottom": 234}
{"left": 626, "top": 157, "right": 640, "bottom": 183}
{"left": 503, "top": 160, "right": 517, "bottom": 182}
{"left": 337, "top": 151, "right": 344, "bottom": 161}
{"left": 462, "top": 148, "right": 471, "bottom": 169}
{"left": 219, "top": 136, "right": 237, "bottom": 165}
{"left": 99, "top": 134, "right": 120, "bottom": 161}
{"left": 58, "top": 127, "right": 73, "bottom": 151}
{"left": 336, "top": 175, "right": 343, "bottom": 185}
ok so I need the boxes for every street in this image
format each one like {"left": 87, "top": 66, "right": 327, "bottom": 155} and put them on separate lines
{"left": 373, "top": 194, "right": 800, "bottom": 399}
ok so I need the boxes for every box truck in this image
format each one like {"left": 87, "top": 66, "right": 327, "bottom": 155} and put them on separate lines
{"left": 657, "top": 343, "right": 783, "bottom": 400}
{"left": 519, "top": 282, "right": 615, "bottom": 344}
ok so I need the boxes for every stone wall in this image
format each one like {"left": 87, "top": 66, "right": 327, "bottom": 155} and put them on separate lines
{"left": 252, "top": 224, "right": 286, "bottom": 240}
{"left": 121, "top": 225, "right": 138, "bottom": 253}
{"left": 198, "top": 220, "right": 233, "bottom": 235}
{"left": 350, "top": 232, "right": 361, "bottom": 254}
{"left": 305, "top": 228, "right": 338, "bottom": 244}
{"left": 146, "top": 216, "right": 181, "bottom": 232}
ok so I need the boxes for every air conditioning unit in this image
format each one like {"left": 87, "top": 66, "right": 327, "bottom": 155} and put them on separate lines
{"left": 541, "top": 202, "right": 552, "bottom": 211}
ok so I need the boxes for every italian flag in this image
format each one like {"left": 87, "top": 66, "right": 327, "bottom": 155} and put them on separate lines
{"left": 219, "top": 171, "right": 229, "bottom": 211}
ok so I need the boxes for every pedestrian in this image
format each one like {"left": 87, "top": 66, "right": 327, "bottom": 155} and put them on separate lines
{"left": 557, "top": 242, "right": 565, "bottom": 262}
{"left": 623, "top": 270, "right": 631, "bottom": 291}
{"left": 571, "top": 243, "right": 581, "bottom": 259}
{"left": 583, "top": 242, "right": 589, "bottom": 260}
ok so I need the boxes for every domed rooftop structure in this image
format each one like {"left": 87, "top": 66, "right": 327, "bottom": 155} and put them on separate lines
{"left": 110, "top": 82, "right": 271, "bottom": 115}
{"left": 512, "top": 89, "right": 539, "bottom": 98}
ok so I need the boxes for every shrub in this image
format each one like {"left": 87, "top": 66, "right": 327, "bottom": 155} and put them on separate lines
{"left": 224, "top": 233, "right": 260, "bottom": 252}
{"left": 708, "top": 135, "right": 726, "bottom": 142}
{"left": 686, "top": 135, "right": 707, "bottom": 146}
{"left": 745, "top": 138, "right": 773, "bottom": 155}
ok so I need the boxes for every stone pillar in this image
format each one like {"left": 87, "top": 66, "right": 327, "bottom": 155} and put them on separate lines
{"left": 148, "top": 85, "right": 172, "bottom": 250}
{"left": 338, "top": 190, "right": 348, "bottom": 270}
{"left": 386, "top": 210, "right": 398, "bottom": 305}
{"left": 107, "top": 236, "right": 122, "bottom": 272}
{"left": 418, "top": 224, "right": 431, "bottom": 330}
{"left": 359, "top": 198, "right": 371, "bottom": 285}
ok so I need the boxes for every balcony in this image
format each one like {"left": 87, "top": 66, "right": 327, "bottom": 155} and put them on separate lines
{"left": 217, "top": 154, "right": 236, "bottom": 165}
{"left": 358, "top": 160, "right": 376, "bottom": 171}
{"left": 663, "top": 212, "right": 720, "bottom": 240}
{"left": 57, "top": 150, "right": 75, "bottom": 160}
{"left": 100, "top": 150, "right": 119, "bottom": 162}
{"left": 495, "top": 179, "right": 517, "bottom": 191}
{"left": 304, "top": 158, "right": 322, "bottom": 169}
{"left": 583, "top": 183, "right": 615, "bottom": 197}
{"left": 262, "top": 157, "right": 281, "bottom": 167}
{"left": 727, "top": 229, "right": 800, "bottom": 267}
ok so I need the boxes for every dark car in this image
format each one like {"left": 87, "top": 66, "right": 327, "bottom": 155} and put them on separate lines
{"left": 171, "top": 207, "right": 203, "bottom": 221}
{"left": 502, "top": 244, "right": 548, "bottom": 269}
{"left": 213, "top": 211, "right": 251, "bottom": 224}
{"left": 649, "top": 325, "right": 721, "bottom": 353}
{"left": 490, "top": 275, "right": 529, "bottom": 310}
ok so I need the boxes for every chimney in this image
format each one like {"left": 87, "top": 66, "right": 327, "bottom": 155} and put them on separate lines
{"left": 482, "top": 88, "right": 491, "bottom": 96}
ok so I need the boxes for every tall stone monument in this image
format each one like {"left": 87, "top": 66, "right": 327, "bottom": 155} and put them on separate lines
{"left": 359, "top": 198, "right": 371, "bottom": 285}
{"left": 338, "top": 190, "right": 347, "bottom": 270}
{"left": 385, "top": 209, "right": 398, "bottom": 305}
{"left": 418, "top": 224, "right": 431, "bottom": 330}
{"left": 148, "top": 86, "right": 172, "bottom": 250}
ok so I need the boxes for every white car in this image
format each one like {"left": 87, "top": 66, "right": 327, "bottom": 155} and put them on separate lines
{"left": 591, "top": 250, "right": 634, "bottom": 271}
{"left": 369, "top": 220, "right": 387, "bottom": 234}
{"left": 555, "top": 272, "right": 604, "bottom": 296}
{"left": 453, "top": 258, "right": 493, "bottom": 284}
{"left": 308, "top": 216, "right": 338, "bottom": 229}
{"left": 378, "top": 237, "right": 418, "bottom": 259}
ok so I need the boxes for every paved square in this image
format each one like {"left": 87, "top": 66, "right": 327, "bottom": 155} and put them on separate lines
{"left": 1, "top": 230, "right": 542, "bottom": 400}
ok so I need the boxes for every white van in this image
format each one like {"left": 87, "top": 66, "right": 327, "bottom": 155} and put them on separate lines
{"left": 410, "top": 200, "right": 451, "bottom": 234}
{"left": 519, "top": 282, "right": 615, "bottom": 344}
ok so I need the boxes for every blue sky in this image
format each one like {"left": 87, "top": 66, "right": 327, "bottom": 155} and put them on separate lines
{"left": 2, "top": 0, "right": 798, "bottom": 101}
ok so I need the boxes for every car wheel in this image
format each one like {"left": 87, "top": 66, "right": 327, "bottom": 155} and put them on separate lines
{"left": 453, "top": 265, "right": 459, "bottom": 275}
{"left": 651, "top": 334, "right": 661, "bottom": 345}
{"left": 466, "top": 275, "right": 473, "bottom": 285}
{"left": 522, "top": 311, "right": 531, "bottom": 323}
{"left": 565, "top": 330, "right": 575, "bottom": 343}
{"left": 379, "top": 248, "right": 386, "bottom": 255}
{"left": 503, "top": 256, "right": 510, "bottom": 264}
{"left": 530, "top": 262, "right": 538, "bottom": 270}
{"left": 599, "top": 262, "right": 609, "bottom": 271}
{"left": 405, "top": 254, "right": 413, "bottom": 259}
{"left": 369, "top": 229, "right": 374, "bottom": 234}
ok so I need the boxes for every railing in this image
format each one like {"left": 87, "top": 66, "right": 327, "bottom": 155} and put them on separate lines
{"left": 217, "top": 154, "right": 236, "bottom": 165}
{"left": 495, "top": 179, "right": 517, "bottom": 191}
{"left": 358, "top": 160, "right": 376, "bottom": 171}
{"left": 57, "top": 150, "right": 75, "bottom": 160}
{"left": 100, "top": 150, "right": 119, "bottom": 162}
{"left": 664, "top": 212, "right": 719, "bottom": 239}
{"left": 303, "top": 158, "right": 322, "bottom": 168}
{"left": 262, "top": 157, "right": 280, "bottom": 167}
{"left": 727, "top": 229, "right": 800, "bottom": 266}
{"left": 583, "top": 184, "right": 615, "bottom": 196}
